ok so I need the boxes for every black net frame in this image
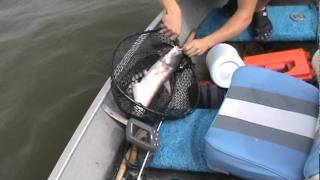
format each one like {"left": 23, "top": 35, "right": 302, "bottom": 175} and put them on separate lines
{"left": 111, "top": 29, "right": 199, "bottom": 122}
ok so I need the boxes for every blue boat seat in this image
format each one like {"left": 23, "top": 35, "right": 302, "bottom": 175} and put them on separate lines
{"left": 197, "top": 5, "right": 318, "bottom": 42}
{"left": 205, "top": 66, "right": 319, "bottom": 179}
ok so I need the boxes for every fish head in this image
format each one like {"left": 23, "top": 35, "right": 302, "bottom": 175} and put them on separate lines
{"left": 161, "top": 46, "right": 184, "bottom": 67}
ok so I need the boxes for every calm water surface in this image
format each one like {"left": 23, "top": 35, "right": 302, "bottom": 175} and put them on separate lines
{"left": 0, "top": 0, "right": 160, "bottom": 179}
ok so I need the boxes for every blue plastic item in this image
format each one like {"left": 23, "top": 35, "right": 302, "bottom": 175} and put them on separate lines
{"left": 197, "top": 5, "right": 318, "bottom": 42}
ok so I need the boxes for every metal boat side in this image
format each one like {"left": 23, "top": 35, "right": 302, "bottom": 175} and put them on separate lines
{"left": 48, "top": 79, "right": 121, "bottom": 180}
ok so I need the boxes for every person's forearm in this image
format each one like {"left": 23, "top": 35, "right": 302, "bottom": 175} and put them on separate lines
{"left": 160, "top": 0, "right": 180, "bottom": 13}
{"left": 205, "top": 11, "right": 253, "bottom": 46}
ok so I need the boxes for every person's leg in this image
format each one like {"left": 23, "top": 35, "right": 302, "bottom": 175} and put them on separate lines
{"left": 253, "top": 0, "right": 273, "bottom": 41}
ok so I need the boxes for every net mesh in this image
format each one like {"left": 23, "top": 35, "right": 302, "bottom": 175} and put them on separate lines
{"left": 111, "top": 30, "right": 199, "bottom": 122}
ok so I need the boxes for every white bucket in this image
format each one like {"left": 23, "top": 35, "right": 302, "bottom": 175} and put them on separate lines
{"left": 206, "top": 43, "right": 244, "bottom": 88}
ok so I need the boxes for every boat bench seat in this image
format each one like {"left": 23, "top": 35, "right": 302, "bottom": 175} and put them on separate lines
{"left": 197, "top": 5, "right": 318, "bottom": 42}
{"left": 205, "top": 66, "right": 319, "bottom": 179}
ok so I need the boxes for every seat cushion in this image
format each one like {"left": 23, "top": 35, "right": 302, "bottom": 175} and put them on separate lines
{"left": 205, "top": 66, "right": 319, "bottom": 179}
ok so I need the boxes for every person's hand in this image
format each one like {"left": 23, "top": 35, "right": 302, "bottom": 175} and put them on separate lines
{"left": 160, "top": 8, "right": 182, "bottom": 40}
{"left": 183, "top": 38, "right": 213, "bottom": 57}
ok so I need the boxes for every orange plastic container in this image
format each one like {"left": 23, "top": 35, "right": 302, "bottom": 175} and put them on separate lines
{"left": 244, "top": 49, "right": 315, "bottom": 80}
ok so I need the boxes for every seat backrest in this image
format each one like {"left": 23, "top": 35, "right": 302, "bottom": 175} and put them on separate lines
{"left": 219, "top": 66, "right": 319, "bottom": 150}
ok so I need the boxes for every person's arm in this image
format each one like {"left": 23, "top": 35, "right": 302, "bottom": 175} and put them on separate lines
{"left": 160, "top": 0, "right": 182, "bottom": 40}
{"left": 184, "top": 0, "right": 257, "bottom": 56}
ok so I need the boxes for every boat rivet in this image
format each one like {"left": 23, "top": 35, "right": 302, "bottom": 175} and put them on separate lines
{"left": 290, "top": 12, "right": 305, "bottom": 22}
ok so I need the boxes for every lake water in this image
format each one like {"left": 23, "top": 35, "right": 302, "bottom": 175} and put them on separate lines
{"left": 0, "top": 0, "right": 160, "bottom": 179}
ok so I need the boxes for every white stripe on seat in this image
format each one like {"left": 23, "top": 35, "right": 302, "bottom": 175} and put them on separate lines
{"left": 219, "top": 98, "right": 317, "bottom": 139}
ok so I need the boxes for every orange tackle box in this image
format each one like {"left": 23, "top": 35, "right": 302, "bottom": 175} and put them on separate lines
{"left": 244, "top": 49, "right": 315, "bottom": 80}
